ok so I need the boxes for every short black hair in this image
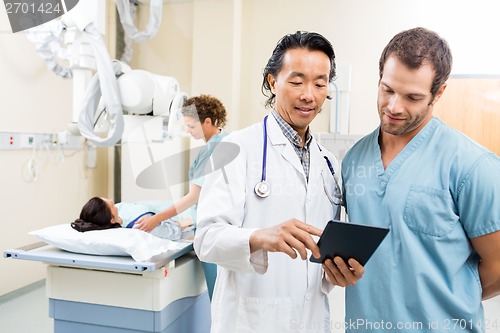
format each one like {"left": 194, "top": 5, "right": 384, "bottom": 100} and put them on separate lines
{"left": 261, "top": 31, "right": 336, "bottom": 108}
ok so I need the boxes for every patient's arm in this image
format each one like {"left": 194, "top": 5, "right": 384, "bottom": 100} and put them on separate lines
{"left": 134, "top": 184, "right": 201, "bottom": 232}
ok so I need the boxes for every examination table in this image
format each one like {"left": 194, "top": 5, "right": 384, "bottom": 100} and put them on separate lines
{"left": 4, "top": 241, "right": 211, "bottom": 333}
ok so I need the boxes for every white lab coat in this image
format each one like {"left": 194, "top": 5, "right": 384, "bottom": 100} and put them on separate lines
{"left": 194, "top": 113, "right": 341, "bottom": 333}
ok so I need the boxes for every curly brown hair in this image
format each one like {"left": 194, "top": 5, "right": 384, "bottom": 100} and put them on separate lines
{"left": 181, "top": 94, "right": 227, "bottom": 127}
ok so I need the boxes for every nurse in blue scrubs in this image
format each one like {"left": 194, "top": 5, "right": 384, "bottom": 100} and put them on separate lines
{"left": 134, "top": 94, "right": 229, "bottom": 301}
{"left": 342, "top": 27, "right": 500, "bottom": 333}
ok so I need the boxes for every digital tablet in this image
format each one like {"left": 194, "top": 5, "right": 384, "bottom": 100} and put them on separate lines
{"left": 309, "top": 220, "right": 389, "bottom": 265}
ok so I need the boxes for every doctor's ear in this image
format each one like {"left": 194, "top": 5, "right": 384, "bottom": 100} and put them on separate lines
{"left": 267, "top": 74, "right": 276, "bottom": 94}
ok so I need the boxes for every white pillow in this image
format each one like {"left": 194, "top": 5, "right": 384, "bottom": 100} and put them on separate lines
{"left": 29, "top": 224, "right": 187, "bottom": 262}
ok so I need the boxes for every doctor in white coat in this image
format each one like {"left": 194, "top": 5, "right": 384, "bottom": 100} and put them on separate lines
{"left": 194, "top": 31, "right": 364, "bottom": 333}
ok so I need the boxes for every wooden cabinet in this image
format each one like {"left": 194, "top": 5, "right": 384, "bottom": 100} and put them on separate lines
{"left": 435, "top": 77, "right": 500, "bottom": 155}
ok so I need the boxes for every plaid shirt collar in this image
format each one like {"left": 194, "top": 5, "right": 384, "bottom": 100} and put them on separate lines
{"left": 271, "top": 109, "right": 312, "bottom": 149}
{"left": 271, "top": 110, "right": 312, "bottom": 181}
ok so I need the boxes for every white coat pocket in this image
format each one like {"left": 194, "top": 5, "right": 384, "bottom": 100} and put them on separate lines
{"left": 236, "top": 296, "right": 292, "bottom": 333}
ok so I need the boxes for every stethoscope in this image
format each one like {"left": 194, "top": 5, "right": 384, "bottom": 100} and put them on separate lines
{"left": 254, "top": 115, "right": 336, "bottom": 198}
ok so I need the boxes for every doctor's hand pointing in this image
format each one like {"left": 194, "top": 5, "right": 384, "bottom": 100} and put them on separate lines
{"left": 249, "top": 219, "right": 322, "bottom": 260}
{"left": 249, "top": 218, "right": 364, "bottom": 286}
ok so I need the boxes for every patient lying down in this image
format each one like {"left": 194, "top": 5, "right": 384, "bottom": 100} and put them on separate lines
{"left": 71, "top": 197, "right": 193, "bottom": 241}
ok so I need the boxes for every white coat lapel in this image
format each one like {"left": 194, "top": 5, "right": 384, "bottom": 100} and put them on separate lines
{"left": 266, "top": 114, "right": 307, "bottom": 182}
{"left": 308, "top": 137, "right": 324, "bottom": 183}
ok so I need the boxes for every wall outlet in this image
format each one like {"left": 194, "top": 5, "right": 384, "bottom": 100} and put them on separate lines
{"left": 0, "top": 132, "right": 81, "bottom": 150}
{"left": 20, "top": 134, "right": 35, "bottom": 148}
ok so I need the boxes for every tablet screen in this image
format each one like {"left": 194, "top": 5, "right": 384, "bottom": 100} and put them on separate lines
{"left": 309, "top": 220, "right": 389, "bottom": 265}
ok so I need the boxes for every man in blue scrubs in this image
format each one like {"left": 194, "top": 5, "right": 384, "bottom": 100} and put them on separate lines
{"left": 342, "top": 27, "right": 500, "bottom": 332}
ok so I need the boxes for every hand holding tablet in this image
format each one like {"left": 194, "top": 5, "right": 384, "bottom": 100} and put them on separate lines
{"left": 309, "top": 220, "right": 389, "bottom": 265}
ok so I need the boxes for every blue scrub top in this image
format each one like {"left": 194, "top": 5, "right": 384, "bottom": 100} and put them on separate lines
{"left": 341, "top": 118, "right": 500, "bottom": 333}
{"left": 189, "top": 130, "right": 229, "bottom": 221}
